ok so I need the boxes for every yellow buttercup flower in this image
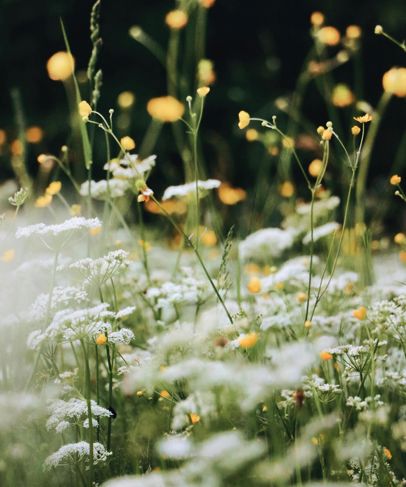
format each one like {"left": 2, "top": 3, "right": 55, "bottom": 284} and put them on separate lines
{"left": 118, "top": 91, "right": 135, "bottom": 108}
{"left": 247, "top": 277, "right": 261, "bottom": 294}
{"left": 245, "top": 129, "right": 258, "bottom": 141}
{"left": 304, "top": 320, "right": 312, "bottom": 329}
{"left": 390, "top": 174, "right": 402, "bottom": 186}
{"left": 353, "top": 113, "right": 373, "bottom": 123}
{"left": 382, "top": 67, "right": 406, "bottom": 98}
{"left": 89, "top": 226, "right": 102, "bottom": 237}
{"left": 70, "top": 204, "right": 81, "bottom": 216}
{"left": 279, "top": 181, "right": 295, "bottom": 198}
{"left": 331, "top": 84, "right": 355, "bottom": 107}
{"left": 310, "top": 11, "right": 324, "bottom": 27}
{"left": 120, "top": 136, "right": 136, "bottom": 151}
{"left": 159, "top": 390, "right": 171, "bottom": 399}
{"left": 189, "top": 413, "right": 201, "bottom": 424}
{"left": 197, "top": 86, "right": 210, "bottom": 97}
{"left": 1, "top": 249, "right": 15, "bottom": 263}
{"left": 35, "top": 194, "right": 53, "bottom": 208}
{"left": 218, "top": 183, "right": 247, "bottom": 205}
{"left": 317, "top": 26, "right": 341, "bottom": 46}
{"left": 78, "top": 100, "right": 92, "bottom": 119}
{"left": 46, "top": 181, "right": 62, "bottom": 196}
{"left": 165, "top": 10, "right": 188, "bottom": 30}
{"left": 352, "top": 306, "right": 367, "bottom": 320}
{"left": 320, "top": 351, "right": 333, "bottom": 361}
{"left": 346, "top": 25, "right": 362, "bottom": 40}
{"left": 394, "top": 232, "right": 406, "bottom": 245}
{"left": 201, "top": 229, "right": 217, "bottom": 247}
{"left": 383, "top": 447, "right": 392, "bottom": 460}
{"left": 95, "top": 334, "right": 107, "bottom": 346}
{"left": 238, "top": 111, "right": 250, "bottom": 129}
{"left": 308, "top": 159, "right": 323, "bottom": 177}
{"left": 322, "top": 129, "right": 333, "bottom": 141}
{"left": 47, "top": 51, "right": 75, "bottom": 81}
{"left": 197, "top": 59, "right": 216, "bottom": 85}
{"left": 200, "top": 0, "right": 215, "bottom": 7}
{"left": 25, "top": 126, "right": 43, "bottom": 143}
{"left": 238, "top": 332, "right": 258, "bottom": 349}
{"left": 147, "top": 96, "right": 185, "bottom": 122}
{"left": 351, "top": 126, "right": 361, "bottom": 136}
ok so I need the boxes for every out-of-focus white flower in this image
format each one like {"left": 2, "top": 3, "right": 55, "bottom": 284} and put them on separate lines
{"left": 302, "top": 221, "right": 340, "bottom": 245}
{"left": 239, "top": 228, "right": 294, "bottom": 261}
{"left": 162, "top": 179, "right": 221, "bottom": 200}
{"left": 79, "top": 179, "right": 130, "bottom": 199}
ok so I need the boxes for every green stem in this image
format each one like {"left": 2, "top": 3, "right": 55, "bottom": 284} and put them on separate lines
{"left": 80, "top": 339, "right": 94, "bottom": 486}
{"left": 151, "top": 196, "right": 233, "bottom": 324}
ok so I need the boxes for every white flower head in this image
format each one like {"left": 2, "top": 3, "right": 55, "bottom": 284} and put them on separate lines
{"left": 162, "top": 179, "right": 221, "bottom": 201}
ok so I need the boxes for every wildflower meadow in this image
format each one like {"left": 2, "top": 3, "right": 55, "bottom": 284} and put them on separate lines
{"left": 1, "top": 1, "right": 406, "bottom": 486}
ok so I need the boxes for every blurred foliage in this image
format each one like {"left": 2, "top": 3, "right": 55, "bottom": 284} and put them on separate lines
{"left": 0, "top": 0, "right": 405, "bottom": 230}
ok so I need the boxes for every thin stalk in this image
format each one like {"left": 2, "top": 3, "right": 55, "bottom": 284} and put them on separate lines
{"left": 150, "top": 196, "right": 233, "bottom": 324}
{"left": 80, "top": 339, "right": 94, "bottom": 486}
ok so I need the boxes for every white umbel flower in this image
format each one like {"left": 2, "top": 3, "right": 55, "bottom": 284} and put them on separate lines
{"left": 16, "top": 217, "right": 101, "bottom": 239}
{"left": 44, "top": 441, "right": 111, "bottom": 469}
{"left": 162, "top": 179, "right": 221, "bottom": 200}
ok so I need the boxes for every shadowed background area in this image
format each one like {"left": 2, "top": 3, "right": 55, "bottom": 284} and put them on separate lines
{"left": 0, "top": 0, "right": 405, "bottom": 229}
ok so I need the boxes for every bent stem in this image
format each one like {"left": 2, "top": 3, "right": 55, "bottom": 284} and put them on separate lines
{"left": 309, "top": 126, "right": 366, "bottom": 320}
{"left": 304, "top": 142, "right": 330, "bottom": 322}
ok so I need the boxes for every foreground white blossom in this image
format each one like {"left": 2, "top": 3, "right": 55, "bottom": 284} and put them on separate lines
{"left": 44, "top": 441, "right": 111, "bottom": 469}
{"left": 162, "top": 179, "right": 221, "bottom": 200}
{"left": 16, "top": 217, "right": 101, "bottom": 239}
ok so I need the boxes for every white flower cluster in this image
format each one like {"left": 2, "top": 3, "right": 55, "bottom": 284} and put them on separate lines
{"left": 16, "top": 217, "right": 101, "bottom": 239}
{"left": 28, "top": 303, "right": 135, "bottom": 349}
{"left": 162, "top": 179, "right": 221, "bottom": 200}
{"left": 104, "top": 154, "right": 156, "bottom": 179}
{"left": 63, "top": 250, "right": 130, "bottom": 285}
{"left": 46, "top": 398, "right": 112, "bottom": 433}
{"left": 239, "top": 227, "right": 294, "bottom": 261}
{"left": 80, "top": 179, "right": 130, "bottom": 199}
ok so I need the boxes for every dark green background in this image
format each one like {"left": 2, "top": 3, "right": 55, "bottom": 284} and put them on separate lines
{"left": 1, "top": 0, "right": 405, "bottom": 228}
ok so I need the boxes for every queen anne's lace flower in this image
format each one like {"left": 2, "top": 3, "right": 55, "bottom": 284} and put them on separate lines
{"left": 162, "top": 179, "right": 221, "bottom": 200}
{"left": 46, "top": 398, "right": 112, "bottom": 433}
{"left": 16, "top": 217, "right": 101, "bottom": 239}
{"left": 44, "top": 441, "right": 111, "bottom": 469}
{"left": 80, "top": 179, "right": 129, "bottom": 199}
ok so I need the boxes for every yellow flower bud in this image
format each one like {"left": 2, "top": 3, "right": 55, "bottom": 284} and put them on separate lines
{"left": 197, "top": 86, "right": 210, "bottom": 97}
{"left": 390, "top": 174, "right": 402, "bottom": 185}
{"left": 165, "top": 10, "right": 188, "bottom": 30}
{"left": 95, "top": 334, "right": 107, "bottom": 345}
{"left": 238, "top": 111, "right": 250, "bottom": 129}
{"left": 46, "top": 181, "right": 62, "bottom": 196}
{"left": 78, "top": 100, "right": 92, "bottom": 119}
{"left": 120, "top": 136, "right": 136, "bottom": 151}
{"left": 238, "top": 332, "right": 258, "bottom": 349}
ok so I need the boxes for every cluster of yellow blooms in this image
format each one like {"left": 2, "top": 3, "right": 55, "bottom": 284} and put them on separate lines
{"left": 35, "top": 181, "right": 62, "bottom": 208}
